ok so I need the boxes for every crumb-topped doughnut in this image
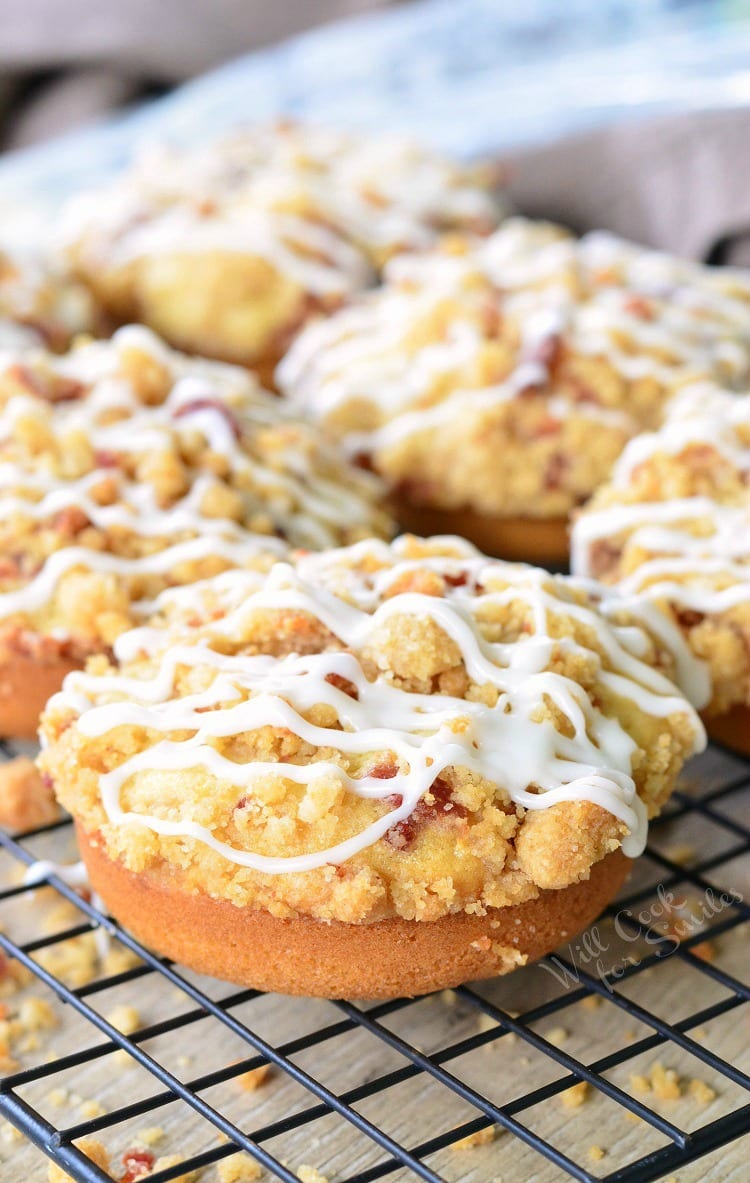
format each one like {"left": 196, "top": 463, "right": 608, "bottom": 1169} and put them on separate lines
{"left": 572, "top": 383, "right": 750, "bottom": 752}
{"left": 0, "top": 325, "right": 391, "bottom": 739}
{"left": 0, "top": 243, "right": 96, "bottom": 351}
{"left": 278, "top": 218, "right": 750, "bottom": 562}
{"left": 39, "top": 535, "right": 704, "bottom": 997}
{"left": 58, "top": 121, "right": 503, "bottom": 378}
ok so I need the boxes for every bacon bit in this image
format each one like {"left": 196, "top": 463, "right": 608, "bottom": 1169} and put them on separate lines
{"left": 525, "top": 332, "right": 562, "bottom": 371}
{"left": 368, "top": 761, "right": 398, "bottom": 780}
{"left": 443, "top": 571, "right": 469, "bottom": 588}
{"left": 5, "top": 364, "right": 85, "bottom": 403}
{"left": 94, "top": 449, "right": 119, "bottom": 469}
{"left": 543, "top": 452, "right": 569, "bottom": 491}
{"left": 195, "top": 197, "right": 218, "bottom": 216}
{"left": 121, "top": 1147, "right": 155, "bottom": 1182}
{"left": 675, "top": 607, "right": 705, "bottom": 630}
{"left": 385, "top": 776, "right": 467, "bottom": 850}
{"left": 174, "top": 398, "right": 242, "bottom": 441}
{"left": 235, "top": 794, "right": 250, "bottom": 811}
{"left": 53, "top": 506, "right": 89, "bottom": 537}
{"left": 568, "top": 379, "right": 600, "bottom": 406}
{"left": 480, "top": 301, "right": 503, "bottom": 337}
{"left": 530, "top": 414, "right": 562, "bottom": 439}
{"left": 352, "top": 451, "right": 374, "bottom": 471}
{"left": 324, "top": 672, "right": 360, "bottom": 700}
{"left": 623, "top": 295, "right": 655, "bottom": 321}
{"left": 588, "top": 539, "right": 622, "bottom": 579}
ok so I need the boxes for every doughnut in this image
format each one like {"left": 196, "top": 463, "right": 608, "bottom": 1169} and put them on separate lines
{"left": 58, "top": 121, "right": 504, "bottom": 379}
{"left": 0, "top": 325, "right": 392, "bottom": 739}
{"left": 39, "top": 535, "right": 704, "bottom": 998}
{"left": 0, "top": 243, "right": 97, "bottom": 351}
{"left": 278, "top": 218, "right": 750, "bottom": 563}
{"left": 571, "top": 382, "right": 750, "bottom": 755}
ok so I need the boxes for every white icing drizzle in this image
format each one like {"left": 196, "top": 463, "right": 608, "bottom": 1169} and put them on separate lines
{"left": 277, "top": 220, "right": 750, "bottom": 457}
{"left": 52, "top": 540, "right": 704, "bottom": 874}
{"left": 571, "top": 383, "right": 750, "bottom": 708}
{"left": 59, "top": 123, "right": 502, "bottom": 297}
{"left": 0, "top": 325, "right": 388, "bottom": 624}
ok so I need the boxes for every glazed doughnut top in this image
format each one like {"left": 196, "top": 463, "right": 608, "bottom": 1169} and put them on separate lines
{"left": 278, "top": 218, "right": 750, "bottom": 518}
{"left": 40, "top": 536, "right": 703, "bottom": 925}
{"left": 572, "top": 382, "right": 750, "bottom": 715}
{"left": 0, "top": 244, "right": 95, "bottom": 351}
{"left": 0, "top": 325, "right": 391, "bottom": 657}
{"left": 59, "top": 120, "right": 503, "bottom": 290}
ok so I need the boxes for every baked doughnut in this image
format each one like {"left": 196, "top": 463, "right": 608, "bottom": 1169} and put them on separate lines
{"left": 571, "top": 383, "right": 750, "bottom": 754}
{"left": 39, "top": 535, "right": 704, "bottom": 998}
{"left": 278, "top": 219, "right": 750, "bottom": 563}
{"left": 0, "top": 243, "right": 96, "bottom": 351}
{"left": 58, "top": 122, "right": 503, "bottom": 379}
{"left": 0, "top": 325, "right": 392, "bottom": 738}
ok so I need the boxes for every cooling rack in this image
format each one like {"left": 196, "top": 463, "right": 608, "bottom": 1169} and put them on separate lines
{"left": 0, "top": 738, "right": 747, "bottom": 1183}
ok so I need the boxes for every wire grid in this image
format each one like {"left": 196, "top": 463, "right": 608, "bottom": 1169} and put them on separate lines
{"left": 0, "top": 737, "right": 747, "bottom": 1183}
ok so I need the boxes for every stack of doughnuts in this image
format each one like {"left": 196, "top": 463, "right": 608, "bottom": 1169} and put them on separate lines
{"left": 5, "top": 120, "right": 748, "bottom": 997}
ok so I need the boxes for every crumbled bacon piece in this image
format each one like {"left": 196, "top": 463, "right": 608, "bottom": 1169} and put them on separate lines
{"left": 368, "top": 761, "right": 398, "bottom": 780}
{"left": 623, "top": 295, "right": 655, "bottom": 320}
{"left": 94, "top": 449, "right": 120, "bottom": 469}
{"left": 120, "top": 1148, "right": 155, "bottom": 1182}
{"left": 324, "top": 672, "right": 359, "bottom": 700}
{"left": 543, "top": 452, "right": 569, "bottom": 491}
{"left": 588, "top": 539, "right": 623, "bottom": 580}
{"left": 443, "top": 571, "right": 469, "bottom": 588}
{"left": 675, "top": 607, "right": 705, "bottom": 630}
{"left": 53, "top": 505, "right": 89, "bottom": 537}
{"left": 174, "top": 398, "right": 241, "bottom": 441}
{"left": 385, "top": 776, "right": 467, "bottom": 851}
{"left": 525, "top": 332, "right": 562, "bottom": 371}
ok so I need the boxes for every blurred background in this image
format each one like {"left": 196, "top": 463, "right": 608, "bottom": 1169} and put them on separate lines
{"left": 2, "top": 0, "right": 750, "bottom": 259}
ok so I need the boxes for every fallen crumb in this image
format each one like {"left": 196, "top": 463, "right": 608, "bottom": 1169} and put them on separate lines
{"left": 47, "top": 1088, "right": 68, "bottom": 1108}
{"left": 19, "top": 996, "right": 58, "bottom": 1032}
{"left": 135, "top": 1128, "right": 165, "bottom": 1148}
{"left": 48, "top": 1138, "right": 110, "bottom": 1182}
{"left": 560, "top": 1081, "right": 589, "bottom": 1109}
{"left": 106, "top": 1004, "right": 141, "bottom": 1035}
{"left": 688, "top": 1078, "right": 716, "bottom": 1105}
{"left": 0, "top": 758, "right": 59, "bottom": 831}
{"left": 235, "top": 1063, "right": 272, "bottom": 1091}
{"left": 581, "top": 995, "right": 601, "bottom": 1011}
{"left": 452, "top": 1125, "right": 496, "bottom": 1150}
{"left": 297, "top": 1168, "right": 329, "bottom": 1183}
{"left": 216, "top": 1151, "right": 262, "bottom": 1182}
{"left": 78, "top": 1098, "right": 107, "bottom": 1119}
{"left": 663, "top": 843, "right": 695, "bottom": 866}
{"left": 629, "top": 1073, "right": 650, "bottom": 1095}
{"left": 546, "top": 1026, "right": 568, "bottom": 1047}
{"left": 440, "top": 989, "right": 456, "bottom": 1006}
{"left": 149, "top": 1155, "right": 199, "bottom": 1182}
{"left": 650, "top": 1062, "right": 682, "bottom": 1102}
{"left": 588, "top": 1145, "right": 606, "bottom": 1162}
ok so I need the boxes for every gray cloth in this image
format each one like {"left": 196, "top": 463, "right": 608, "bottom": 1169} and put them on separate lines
{"left": 507, "top": 107, "right": 750, "bottom": 264}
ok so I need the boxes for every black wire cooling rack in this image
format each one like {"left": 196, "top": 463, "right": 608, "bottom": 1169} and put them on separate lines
{"left": 0, "top": 738, "right": 748, "bottom": 1183}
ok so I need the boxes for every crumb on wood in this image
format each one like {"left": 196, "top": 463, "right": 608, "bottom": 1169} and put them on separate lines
{"left": 588, "top": 1145, "right": 606, "bottom": 1162}
{"left": 451, "top": 1124, "right": 496, "bottom": 1150}
{"left": 105, "top": 1004, "right": 141, "bottom": 1035}
{"left": 0, "top": 757, "right": 59, "bottom": 831}
{"left": 234, "top": 1062, "right": 272, "bottom": 1091}
{"left": 216, "top": 1151, "right": 262, "bottom": 1182}
{"left": 47, "top": 1138, "right": 110, "bottom": 1182}
{"left": 560, "top": 1081, "right": 589, "bottom": 1109}
{"left": 688, "top": 1078, "right": 716, "bottom": 1105}
{"left": 297, "top": 1167, "right": 329, "bottom": 1183}
{"left": 546, "top": 1026, "right": 568, "bottom": 1047}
